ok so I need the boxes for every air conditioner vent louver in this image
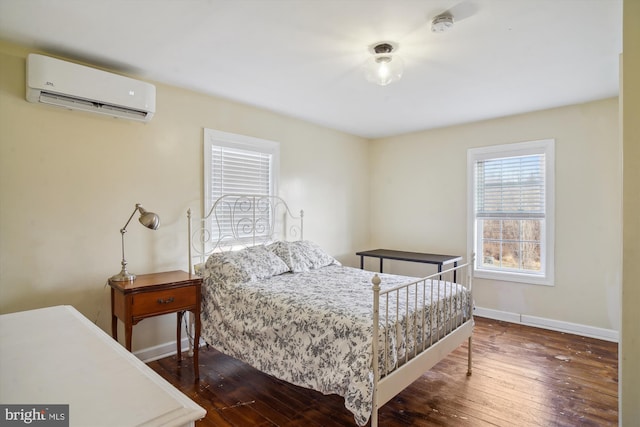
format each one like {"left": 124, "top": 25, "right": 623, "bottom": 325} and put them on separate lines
{"left": 39, "top": 92, "right": 149, "bottom": 121}
{"left": 40, "top": 92, "right": 96, "bottom": 109}
{"left": 26, "top": 54, "right": 155, "bottom": 122}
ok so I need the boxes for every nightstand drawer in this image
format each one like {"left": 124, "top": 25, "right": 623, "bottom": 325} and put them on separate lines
{"left": 131, "top": 286, "right": 196, "bottom": 317}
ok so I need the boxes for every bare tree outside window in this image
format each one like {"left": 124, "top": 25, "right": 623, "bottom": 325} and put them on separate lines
{"left": 480, "top": 219, "right": 541, "bottom": 271}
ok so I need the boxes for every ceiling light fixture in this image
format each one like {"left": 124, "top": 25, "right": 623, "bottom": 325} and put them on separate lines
{"left": 364, "top": 42, "right": 404, "bottom": 86}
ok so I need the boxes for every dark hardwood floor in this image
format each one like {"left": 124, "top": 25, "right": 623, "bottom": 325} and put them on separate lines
{"left": 147, "top": 317, "right": 618, "bottom": 426}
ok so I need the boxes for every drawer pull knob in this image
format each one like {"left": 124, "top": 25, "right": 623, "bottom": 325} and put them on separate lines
{"left": 157, "top": 297, "right": 175, "bottom": 304}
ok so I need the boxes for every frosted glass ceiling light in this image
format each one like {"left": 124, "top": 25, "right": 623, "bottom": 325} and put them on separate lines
{"left": 364, "top": 42, "right": 404, "bottom": 86}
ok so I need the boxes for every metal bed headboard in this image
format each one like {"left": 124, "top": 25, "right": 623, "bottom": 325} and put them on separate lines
{"left": 187, "top": 194, "right": 304, "bottom": 273}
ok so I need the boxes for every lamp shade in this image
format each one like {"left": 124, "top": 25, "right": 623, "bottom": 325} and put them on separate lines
{"left": 364, "top": 42, "right": 404, "bottom": 86}
{"left": 138, "top": 207, "right": 160, "bottom": 230}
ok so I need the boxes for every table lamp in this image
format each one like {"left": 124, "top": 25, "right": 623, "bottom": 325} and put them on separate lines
{"left": 110, "top": 203, "right": 160, "bottom": 282}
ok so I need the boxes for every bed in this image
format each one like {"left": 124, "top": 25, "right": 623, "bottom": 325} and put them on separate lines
{"left": 188, "top": 194, "right": 474, "bottom": 426}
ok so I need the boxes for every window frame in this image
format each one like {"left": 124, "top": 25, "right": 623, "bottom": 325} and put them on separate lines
{"left": 203, "top": 129, "right": 280, "bottom": 242}
{"left": 467, "top": 139, "right": 555, "bottom": 286}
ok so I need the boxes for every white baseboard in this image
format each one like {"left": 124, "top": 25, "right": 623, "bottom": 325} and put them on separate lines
{"left": 473, "top": 307, "right": 521, "bottom": 324}
{"left": 474, "top": 307, "right": 619, "bottom": 343}
{"left": 135, "top": 338, "right": 208, "bottom": 363}
{"left": 134, "top": 338, "right": 192, "bottom": 363}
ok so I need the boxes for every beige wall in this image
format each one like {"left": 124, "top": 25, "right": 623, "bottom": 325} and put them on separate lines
{"left": 370, "top": 98, "right": 622, "bottom": 331}
{"left": 0, "top": 42, "right": 370, "bottom": 351}
{"left": 621, "top": 0, "right": 640, "bottom": 423}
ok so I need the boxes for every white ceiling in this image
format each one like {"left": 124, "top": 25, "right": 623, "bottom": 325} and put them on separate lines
{"left": 0, "top": 0, "right": 622, "bottom": 138}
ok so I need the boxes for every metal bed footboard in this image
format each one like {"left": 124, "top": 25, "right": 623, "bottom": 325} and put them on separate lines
{"left": 370, "top": 257, "right": 474, "bottom": 427}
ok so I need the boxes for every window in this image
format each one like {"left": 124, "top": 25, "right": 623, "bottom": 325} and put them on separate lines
{"left": 467, "top": 139, "right": 554, "bottom": 285}
{"left": 204, "top": 128, "right": 279, "bottom": 245}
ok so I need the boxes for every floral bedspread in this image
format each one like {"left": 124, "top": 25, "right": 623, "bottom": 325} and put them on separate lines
{"left": 200, "top": 263, "right": 469, "bottom": 426}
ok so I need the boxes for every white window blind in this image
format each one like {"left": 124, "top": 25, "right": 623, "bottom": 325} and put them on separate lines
{"left": 208, "top": 145, "right": 272, "bottom": 199}
{"left": 475, "top": 154, "right": 545, "bottom": 219}
{"left": 204, "top": 129, "right": 279, "bottom": 246}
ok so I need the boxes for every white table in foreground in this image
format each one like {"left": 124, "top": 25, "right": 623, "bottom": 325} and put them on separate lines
{"left": 0, "top": 305, "right": 205, "bottom": 427}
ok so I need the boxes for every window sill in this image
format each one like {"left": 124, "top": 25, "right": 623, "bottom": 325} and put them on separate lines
{"left": 474, "top": 269, "right": 554, "bottom": 286}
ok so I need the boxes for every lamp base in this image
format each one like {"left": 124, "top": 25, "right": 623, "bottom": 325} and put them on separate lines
{"left": 110, "top": 270, "right": 136, "bottom": 282}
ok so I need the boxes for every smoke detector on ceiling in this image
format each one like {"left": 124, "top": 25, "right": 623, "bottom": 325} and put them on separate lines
{"left": 431, "top": 14, "right": 454, "bottom": 32}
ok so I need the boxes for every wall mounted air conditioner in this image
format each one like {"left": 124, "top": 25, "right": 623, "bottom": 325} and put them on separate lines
{"left": 26, "top": 54, "right": 156, "bottom": 122}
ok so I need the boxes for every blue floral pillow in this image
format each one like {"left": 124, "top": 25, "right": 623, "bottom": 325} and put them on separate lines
{"left": 268, "top": 240, "right": 340, "bottom": 273}
{"left": 205, "top": 245, "right": 289, "bottom": 284}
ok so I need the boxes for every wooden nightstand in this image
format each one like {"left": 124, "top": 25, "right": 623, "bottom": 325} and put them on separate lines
{"left": 108, "top": 270, "right": 202, "bottom": 380}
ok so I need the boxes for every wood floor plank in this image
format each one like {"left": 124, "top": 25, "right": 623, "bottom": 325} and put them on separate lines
{"left": 147, "top": 317, "right": 618, "bottom": 426}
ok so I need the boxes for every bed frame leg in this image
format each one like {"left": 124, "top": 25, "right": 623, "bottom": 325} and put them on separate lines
{"left": 467, "top": 336, "right": 473, "bottom": 376}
